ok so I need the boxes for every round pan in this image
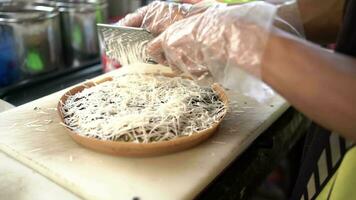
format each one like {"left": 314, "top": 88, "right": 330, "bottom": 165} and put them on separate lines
{"left": 57, "top": 74, "right": 228, "bottom": 157}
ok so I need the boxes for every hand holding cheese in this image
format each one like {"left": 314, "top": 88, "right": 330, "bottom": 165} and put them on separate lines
{"left": 116, "top": 1, "right": 203, "bottom": 36}
{"left": 120, "top": 0, "right": 356, "bottom": 147}
{"left": 146, "top": 2, "right": 277, "bottom": 88}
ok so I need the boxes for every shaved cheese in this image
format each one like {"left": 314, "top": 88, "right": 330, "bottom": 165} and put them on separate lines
{"left": 61, "top": 74, "right": 226, "bottom": 143}
{"left": 105, "top": 35, "right": 150, "bottom": 66}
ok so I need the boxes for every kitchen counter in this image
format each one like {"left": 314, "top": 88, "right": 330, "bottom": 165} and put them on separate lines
{"left": 198, "top": 108, "right": 310, "bottom": 199}
{"left": 1, "top": 63, "right": 102, "bottom": 106}
{"left": 0, "top": 106, "right": 309, "bottom": 200}
{"left": 0, "top": 65, "right": 310, "bottom": 199}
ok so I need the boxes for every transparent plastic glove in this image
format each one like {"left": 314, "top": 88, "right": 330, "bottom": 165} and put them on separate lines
{"left": 147, "top": 2, "right": 277, "bottom": 90}
{"left": 275, "top": 1, "right": 305, "bottom": 38}
{"left": 116, "top": 1, "right": 209, "bottom": 36}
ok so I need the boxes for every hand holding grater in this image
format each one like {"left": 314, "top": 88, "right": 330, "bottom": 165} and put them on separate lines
{"left": 97, "top": 24, "right": 156, "bottom": 66}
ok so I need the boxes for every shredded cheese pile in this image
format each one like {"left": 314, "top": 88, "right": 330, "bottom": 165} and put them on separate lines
{"left": 61, "top": 74, "right": 226, "bottom": 143}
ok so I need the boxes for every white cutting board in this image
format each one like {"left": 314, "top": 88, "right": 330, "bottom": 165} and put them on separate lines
{"left": 0, "top": 100, "right": 78, "bottom": 200}
{"left": 0, "top": 65, "right": 289, "bottom": 200}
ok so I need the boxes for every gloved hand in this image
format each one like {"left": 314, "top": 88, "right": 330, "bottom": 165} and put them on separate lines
{"left": 146, "top": 2, "right": 277, "bottom": 88}
{"left": 116, "top": 1, "right": 205, "bottom": 36}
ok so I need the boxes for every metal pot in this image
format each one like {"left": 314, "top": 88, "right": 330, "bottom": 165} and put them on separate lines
{"left": 107, "top": 0, "right": 142, "bottom": 19}
{"left": 0, "top": 1, "right": 63, "bottom": 87}
{"left": 45, "top": 0, "right": 108, "bottom": 68}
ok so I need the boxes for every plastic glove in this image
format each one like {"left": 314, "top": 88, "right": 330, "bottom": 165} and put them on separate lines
{"left": 116, "top": 1, "right": 204, "bottom": 36}
{"left": 147, "top": 2, "right": 277, "bottom": 89}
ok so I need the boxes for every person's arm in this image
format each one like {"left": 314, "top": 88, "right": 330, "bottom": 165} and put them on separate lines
{"left": 146, "top": 2, "right": 356, "bottom": 140}
{"left": 277, "top": 0, "right": 346, "bottom": 44}
{"left": 116, "top": 1, "right": 210, "bottom": 36}
{"left": 262, "top": 29, "right": 356, "bottom": 140}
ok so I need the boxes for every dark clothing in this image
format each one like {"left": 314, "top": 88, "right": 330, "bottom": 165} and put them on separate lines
{"left": 291, "top": 0, "right": 356, "bottom": 199}
{"left": 336, "top": 0, "right": 356, "bottom": 56}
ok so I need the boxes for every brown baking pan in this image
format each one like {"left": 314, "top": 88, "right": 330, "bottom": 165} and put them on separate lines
{"left": 57, "top": 73, "right": 228, "bottom": 157}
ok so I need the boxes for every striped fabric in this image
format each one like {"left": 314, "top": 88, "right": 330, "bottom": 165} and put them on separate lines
{"left": 295, "top": 130, "right": 354, "bottom": 200}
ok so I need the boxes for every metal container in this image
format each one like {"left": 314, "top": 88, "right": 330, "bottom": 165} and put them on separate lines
{"left": 0, "top": 2, "right": 63, "bottom": 87}
{"left": 107, "top": 0, "right": 142, "bottom": 19}
{"left": 46, "top": 0, "right": 108, "bottom": 67}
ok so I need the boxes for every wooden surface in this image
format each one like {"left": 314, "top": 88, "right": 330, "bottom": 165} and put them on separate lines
{"left": 0, "top": 65, "right": 289, "bottom": 200}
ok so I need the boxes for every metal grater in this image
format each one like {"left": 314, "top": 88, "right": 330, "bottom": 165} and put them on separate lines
{"left": 97, "top": 23, "right": 155, "bottom": 65}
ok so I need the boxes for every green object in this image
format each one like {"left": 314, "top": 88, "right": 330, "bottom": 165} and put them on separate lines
{"left": 316, "top": 147, "right": 356, "bottom": 200}
{"left": 316, "top": 173, "right": 337, "bottom": 200}
{"left": 72, "top": 24, "right": 83, "bottom": 47}
{"left": 95, "top": 5, "right": 104, "bottom": 23}
{"left": 26, "top": 50, "right": 43, "bottom": 72}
